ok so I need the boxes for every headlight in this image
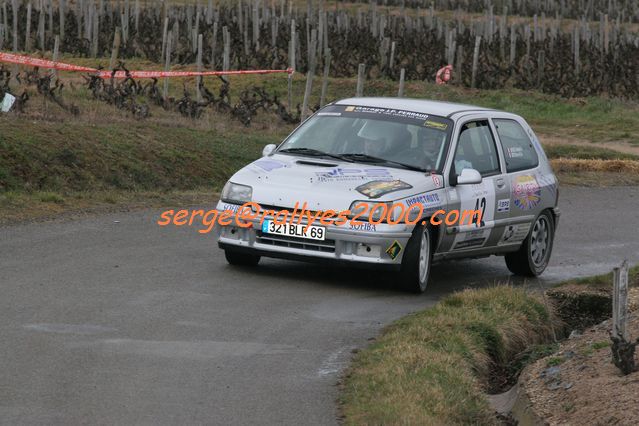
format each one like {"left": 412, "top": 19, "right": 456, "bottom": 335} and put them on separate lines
{"left": 348, "top": 201, "right": 399, "bottom": 222}
{"left": 221, "top": 182, "right": 253, "bottom": 204}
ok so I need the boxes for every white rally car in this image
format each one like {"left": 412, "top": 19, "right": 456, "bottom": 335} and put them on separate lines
{"left": 214, "top": 98, "right": 560, "bottom": 292}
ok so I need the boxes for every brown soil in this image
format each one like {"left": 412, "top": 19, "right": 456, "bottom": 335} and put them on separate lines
{"left": 520, "top": 303, "right": 639, "bottom": 425}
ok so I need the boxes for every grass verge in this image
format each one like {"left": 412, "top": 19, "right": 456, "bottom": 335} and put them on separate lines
{"left": 339, "top": 286, "right": 558, "bottom": 425}
{"left": 0, "top": 188, "right": 216, "bottom": 225}
{"left": 550, "top": 158, "right": 639, "bottom": 186}
{"left": 552, "top": 264, "right": 639, "bottom": 289}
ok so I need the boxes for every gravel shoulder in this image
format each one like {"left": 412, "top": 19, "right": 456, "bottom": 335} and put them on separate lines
{"left": 520, "top": 313, "right": 639, "bottom": 425}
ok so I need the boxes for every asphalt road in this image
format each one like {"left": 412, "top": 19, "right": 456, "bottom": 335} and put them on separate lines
{"left": 1, "top": 186, "right": 638, "bottom": 425}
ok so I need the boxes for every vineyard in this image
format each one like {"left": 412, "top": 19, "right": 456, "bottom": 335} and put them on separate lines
{"left": 0, "top": 0, "right": 638, "bottom": 121}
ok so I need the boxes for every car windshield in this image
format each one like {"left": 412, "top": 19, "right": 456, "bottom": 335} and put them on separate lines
{"left": 277, "top": 104, "right": 453, "bottom": 172}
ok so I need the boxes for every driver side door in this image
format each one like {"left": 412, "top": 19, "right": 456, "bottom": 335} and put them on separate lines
{"left": 443, "top": 118, "right": 511, "bottom": 252}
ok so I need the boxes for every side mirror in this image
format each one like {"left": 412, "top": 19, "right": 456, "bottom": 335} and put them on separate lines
{"left": 262, "top": 144, "right": 276, "bottom": 157}
{"left": 457, "top": 168, "right": 482, "bottom": 185}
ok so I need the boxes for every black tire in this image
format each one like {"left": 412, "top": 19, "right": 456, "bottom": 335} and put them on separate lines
{"left": 399, "top": 224, "right": 432, "bottom": 293}
{"left": 505, "top": 210, "right": 555, "bottom": 276}
{"left": 224, "top": 250, "right": 261, "bottom": 266}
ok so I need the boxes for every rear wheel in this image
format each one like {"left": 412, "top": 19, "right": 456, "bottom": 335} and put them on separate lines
{"left": 224, "top": 250, "right": 261, "bottom": 266}
{"left": 505, "top": 211, "right": 554, "bottom": 276}
{"left": 399, "top": 224, "right": 432, "bottom": 293}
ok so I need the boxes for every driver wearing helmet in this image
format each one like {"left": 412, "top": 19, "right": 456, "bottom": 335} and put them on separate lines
{"left": 417, "top": 127, "right": 445, "bottom": 170}
{"left": 362, "top": 136, "right": 388, "bottom": 157}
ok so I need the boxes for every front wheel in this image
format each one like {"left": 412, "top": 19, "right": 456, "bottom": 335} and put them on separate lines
{"left": 399, "top": 224, "right": 432, "bottom": 293}
{"left": 224, "top": 250, "right": 261, "bottom": 266}
{"left": 505, "top": 211, "right": 555, "bottom": 276}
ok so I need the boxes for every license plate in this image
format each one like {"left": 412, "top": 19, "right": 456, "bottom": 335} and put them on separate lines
{"left": 261, "top": 220, "right": 326, "bottom": 241}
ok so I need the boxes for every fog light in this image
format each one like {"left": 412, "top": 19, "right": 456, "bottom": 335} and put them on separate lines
{"left": 357, "top": 243, "right": 381, "bottom": 257}
{"left": 224, "top": 226, "right": 241, "bottom": 240}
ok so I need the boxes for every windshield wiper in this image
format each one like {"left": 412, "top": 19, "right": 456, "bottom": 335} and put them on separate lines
{"left": 278, "top": 147, "right": 352, "bottom": 162}
{"left": 339, "top": 153, "right": 428, "bottom": 172}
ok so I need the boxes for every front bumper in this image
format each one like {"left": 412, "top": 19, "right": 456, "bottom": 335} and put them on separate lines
{"left": 214, "top": 202, "right": 414, "bottom": 269}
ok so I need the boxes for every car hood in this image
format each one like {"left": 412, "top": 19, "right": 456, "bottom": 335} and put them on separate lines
{"left": 228, "top": 154, "right": 442, "bottom": 211}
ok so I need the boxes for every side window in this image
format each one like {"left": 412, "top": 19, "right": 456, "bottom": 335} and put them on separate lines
{"left": 493, "top": 119, "right": 539, "bottom": 173}
{"left": 453, "top": 120, "right": 501, "bottom": 177}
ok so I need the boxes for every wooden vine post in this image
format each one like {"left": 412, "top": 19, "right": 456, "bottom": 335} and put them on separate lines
{"left": 610, "top": 260, "right": 637, "bottom": 375}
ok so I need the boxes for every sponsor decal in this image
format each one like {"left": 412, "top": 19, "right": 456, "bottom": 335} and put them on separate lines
{"left": 507, "top": 146, "right": 524, "bottom": 158}
{"left": 497, "top": 198, "right": 510, "bottom": 213}
{"left": 343, "top": 105, "right": 429, "bottom": 121}
{"left": 513, "top": 175, "right": 541, "bottom": 210}
{"left": 350, "top": 222, "right": 377, "bottom": 232}
{"left": 315, "top": 167, "right": 392, "bottom": 183}
{"left": 431, "top": 175, "right": 442, "bottom": 187}
{"left": 386, "top": 240, "right": 403, "bottom": 260}
{"left": 222, "top": 204, "right": 241, "bottom": 213}
{"left": 498, "top": 223, "right": 531, "bottom": 246}
{"left": 404, "top": 193, "right": 441, "bottom": 208}
{"left": 356, "top": 180, "right": 413, "bottom": 199}
{"left": 253, "top": 159, "right": 288, "bottom": 172}
{"left": 423, "top": 120, "right": 448, "bottom": 130}
{"left": 453, "top": 237, "right": 486, "bottom": 250}
{"left": 453, "top": 228, "right": 490, "bottom": 250}
{"left": 317, "top": 112, "right": 342, "bottom": 116}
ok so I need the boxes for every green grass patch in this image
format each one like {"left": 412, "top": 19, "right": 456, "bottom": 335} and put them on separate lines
{"left": 552, "top": 264, "right": 639, "bottom": 289}
{"left": 591, "top": 341, "right": 611, "bottom": 350}
{"left": 0, "top": 118, "right": 285, "bottom": 193}
{"left": 506, "top": 342, "right": 560, "bottom": 382}
{"left": 546, "top": 356, "right": 565, "bottom": 367}
{"left": 340, "top": 286, "right": 558, "bottom": 425}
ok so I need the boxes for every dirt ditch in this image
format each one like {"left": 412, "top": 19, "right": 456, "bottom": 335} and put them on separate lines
{"left": 489, "top": 273, "right": 639, "bottom": 425}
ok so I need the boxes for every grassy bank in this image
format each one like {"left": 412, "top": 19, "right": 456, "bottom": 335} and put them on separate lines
{"left": 339, "top": 286, "right": 557, "bottom": 425}
{"left": 0, "top": 119, "right": 280, "bottom": 193}
{"left": 553, "top": 264, "right": 639, "bottom": 288}
{"left": 0, "top": 114, "right": 287, "bottom": 223}
{"left": 3, "top": 64, "right": 639, "bottom": 223}
{"left": 340, "top": 267, "right": 639, "bottom": 425}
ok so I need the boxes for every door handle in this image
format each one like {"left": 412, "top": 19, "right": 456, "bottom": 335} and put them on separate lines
{"left": 496, "top": 178, "right": 505, "bottom": 189}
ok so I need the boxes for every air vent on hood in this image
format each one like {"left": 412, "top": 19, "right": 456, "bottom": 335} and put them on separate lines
{"left": 296, "top": 160, "right": 337, "bottom": 167}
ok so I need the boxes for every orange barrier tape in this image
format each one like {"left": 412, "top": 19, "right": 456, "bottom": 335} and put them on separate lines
{"left": 0, "top": 51, "right": 96, "bottom": 72}
{"left": 94, "top": 69, "right": 294, "bottom": 78}
{"left": 0, "top": 51, "right": 294, "bottom": 78}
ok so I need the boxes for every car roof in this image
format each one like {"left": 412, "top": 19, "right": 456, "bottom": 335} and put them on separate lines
{"left": 334, "top": 97, "right": 496, "bottom": 118}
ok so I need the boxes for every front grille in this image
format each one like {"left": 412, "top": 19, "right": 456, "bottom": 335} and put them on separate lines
{"left": 256, "top": 231, "right": 336, "bottom": 253}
